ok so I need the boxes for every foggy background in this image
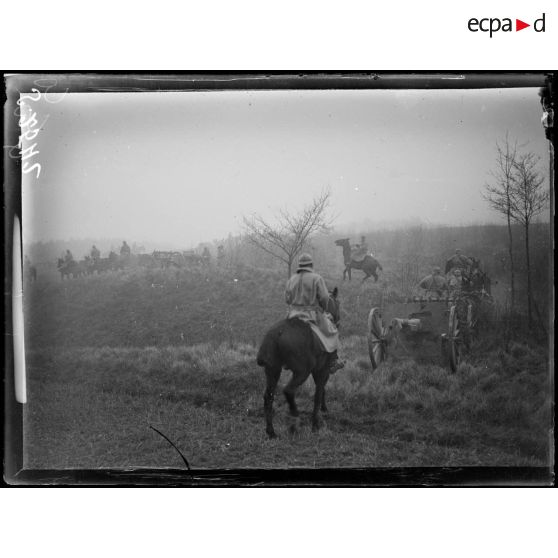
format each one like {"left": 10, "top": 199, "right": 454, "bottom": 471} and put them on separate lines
{"left": 22, "top": 87, "right": 549, "bottom": 250}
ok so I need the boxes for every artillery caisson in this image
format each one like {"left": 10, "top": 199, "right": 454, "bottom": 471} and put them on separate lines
{"left": 367, "top": 292, "right": 489, "bottom": 372}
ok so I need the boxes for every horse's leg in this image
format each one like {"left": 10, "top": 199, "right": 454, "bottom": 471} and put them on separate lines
{"left": 283, "top": 368, "right": 310, "bottom": 434}
{"left": 263, "top": 365, "right": 281, "bottom": 439}
{"left": 311, "top": 370, "right": 328, "bottom": 431}
{"left": 320, "top": 388, "right": 328, "bottom": 413}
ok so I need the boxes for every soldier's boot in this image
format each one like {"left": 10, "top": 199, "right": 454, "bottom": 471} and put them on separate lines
{"left": 328, "top": 351, "right": 345, "bottom": 374}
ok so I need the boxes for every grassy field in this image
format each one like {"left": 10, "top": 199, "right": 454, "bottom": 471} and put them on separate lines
{"left": 22, "top": 262, "right": 552, "bottom": 470}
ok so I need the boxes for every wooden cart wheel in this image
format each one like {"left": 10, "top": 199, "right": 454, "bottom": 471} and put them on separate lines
{"left": 367, "top": 307, "right": 387, "bottom": 370}
{"left": 448, "top": 304, "right": 460, "bottom": 372}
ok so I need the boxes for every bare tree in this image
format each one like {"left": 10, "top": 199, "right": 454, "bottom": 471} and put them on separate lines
{"left": 483, "top": 134, "right": 519, "bottom": 311}
{"left": 242, "top": 189, "right": 333, "bottom": 276}
{"left": 508, "top": 152, "right": 549, "bottom": 327}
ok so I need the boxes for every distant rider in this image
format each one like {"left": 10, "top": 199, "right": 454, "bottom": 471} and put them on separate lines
{"left": 120, "top": 241, "right": 131, "bottom": 257}
{"left": 285, "top": 253, "right": 344, "bottom": 374}
{"left": 91, "top": 245, "right": 101, "bottom": 261}
{"left": 351, "top": 235, "right": 369, "bottom": 263}
{"left": 64, "top": 249, "right": 74, "bottom": 263}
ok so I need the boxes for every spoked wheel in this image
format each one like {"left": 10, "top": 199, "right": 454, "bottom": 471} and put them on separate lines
{"left": 367, "top": 307, "right": 388, "bottom": 370}
{"left": 447, "top": 304, "right": 460, "bottom": 372}
{"left": 466, "top": 302, "right": 475, "bottom": 344}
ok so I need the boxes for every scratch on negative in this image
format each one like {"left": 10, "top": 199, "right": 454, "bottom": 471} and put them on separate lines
{"left": 149, "top": 425, "right": 192, "bottom": 472}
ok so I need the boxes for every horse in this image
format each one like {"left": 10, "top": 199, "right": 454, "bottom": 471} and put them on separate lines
{"left": 256, "top": 288, "right": 340, "bottom": 439}
{"left": 334, "top": 238, "right": 382, "bottom": 282}
{"left": 57, "top": 258, "right": 85, "bottom": 280}
{"left": 83, "top": 256, "right": 95, "bottom": 275}
{"left": 467, "top": 267, "right": 492, "bottom": 296}
{"left": 109, "top": 251, "right": 125, "bottom": 271}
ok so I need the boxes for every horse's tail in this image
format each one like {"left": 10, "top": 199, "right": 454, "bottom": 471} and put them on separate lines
{"left": 257, "top": 328, "right": 281, "bottom": 368}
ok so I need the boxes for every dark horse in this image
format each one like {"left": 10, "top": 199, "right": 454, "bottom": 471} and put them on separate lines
{"left": 57, "top": 258, "right": 85, "bottom": 280}
{"left": 334, "top": 238, "right": 382, "bottom": 282}
{"left": 467, "top": 264, "right": 492, "bottom": 296}
{"left": 256, "top": 288, "right": 340, "bottom": 439}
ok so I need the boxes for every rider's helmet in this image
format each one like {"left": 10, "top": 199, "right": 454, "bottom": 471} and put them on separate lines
{"left": 297, "top": 253, "right": 313, "bottom": 271}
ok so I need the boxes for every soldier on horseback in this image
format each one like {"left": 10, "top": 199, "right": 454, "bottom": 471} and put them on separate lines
{"left": 64, "top": 249, "right": 74, "bottom": 263}
{"left": 120, "top": 241, "right": 131, "bottom": 257}
{"left": 285, "top": 253, "right": 345, "bottom": 374}
{"left": 90, "top": 245, "right": 101, "bottom": 261}
{"left": 351, "top": 235, "right": 369, "bottom": 263}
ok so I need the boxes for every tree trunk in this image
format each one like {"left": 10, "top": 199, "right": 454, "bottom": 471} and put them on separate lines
{"left": 525, "top": 220, "right": 532, "bottom": 328}
{"left": 287, "top": 260, "right": 292, "bottom": 278}
{"left": 506, "top": 211, "right": 515, "bottom": 312}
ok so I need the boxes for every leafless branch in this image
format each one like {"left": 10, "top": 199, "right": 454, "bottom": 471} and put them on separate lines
{"left": 242, "top": 187, "right": 333, "bottom": 275}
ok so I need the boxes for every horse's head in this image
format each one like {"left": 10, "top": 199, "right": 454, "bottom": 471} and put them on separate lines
{"left": 57, "top": 258, "right": 64, "bottom": 268}
{"left": 327, "top": 287, "right": 341, "bottom": 326}
{"left": 469, "top": 269, "right": 492, "bottom": 295}
{"left": 334, "top": 238, "right": 350, "bottom": 248}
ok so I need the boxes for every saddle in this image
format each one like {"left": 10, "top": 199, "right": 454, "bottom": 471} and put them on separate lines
{"left": 287, "top": 308, "right": 339, "bottom": 353}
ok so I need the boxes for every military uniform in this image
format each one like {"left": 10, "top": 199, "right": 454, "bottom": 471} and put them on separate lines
{"left": 418, "top": 271, "right": 448, "bottom": 296}
{"left": 285, "top": 254, "right": 343, "bottom": 372}
{"left": 351, "top": 237, "right": 369, "bottom": 263}
{"left": 286, "top": 258, "right": 338, "bottom": 352}
{"left": 448, "top": 271, "right": 463, "bottom": 294}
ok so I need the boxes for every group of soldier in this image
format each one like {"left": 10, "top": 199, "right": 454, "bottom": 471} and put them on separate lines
{"left": 284, "top": 242, "right": 480, "bottom": 372}
{"left": 418, "top": 249, "right": 475, "bottom": 297}
{"left": 61, "top": 241, "right": 131, "bottom": 265}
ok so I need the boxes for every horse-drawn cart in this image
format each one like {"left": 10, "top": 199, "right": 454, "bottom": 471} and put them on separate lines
{"left": 367, "top": 290, "right": 490, "bottom": 372}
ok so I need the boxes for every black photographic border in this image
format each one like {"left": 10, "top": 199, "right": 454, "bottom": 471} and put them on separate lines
{"left": 3, "top": 71, "right": 555, "bottom": 486}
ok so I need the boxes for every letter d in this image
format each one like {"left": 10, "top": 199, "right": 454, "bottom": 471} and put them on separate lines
{"left": 534, "top": 13, "right": 545, "bottom": 32}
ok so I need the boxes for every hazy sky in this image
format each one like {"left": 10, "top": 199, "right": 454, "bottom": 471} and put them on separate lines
{"left": 22, "top": 87, "right": 549, "bottom": 248}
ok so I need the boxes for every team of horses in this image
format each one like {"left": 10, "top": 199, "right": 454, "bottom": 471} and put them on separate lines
{"left": 57, "top": 252, "right": 125, "bottom": 280}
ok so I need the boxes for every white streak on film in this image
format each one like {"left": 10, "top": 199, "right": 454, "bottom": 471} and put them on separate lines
{"left": 12, "top": 217, "right": 27, "bottom": 403}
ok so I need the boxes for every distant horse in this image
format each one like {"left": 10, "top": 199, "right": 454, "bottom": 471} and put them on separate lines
{"left": 334, "top": 238, "right": 382, "bottom": 282}
{"left": 57, "top": 258, "right": 85, "bottom": 280}
{"left": 256, "top": 288, "right": 340, "bottom": 438}
{"left": 467, "top": 267, "right": 492, "bottom": 296}
{"left": 83, "top": 256, "right": 95, "bottom": 275}
{"left": 92, "top": 257, "right": 112, "bottom": 274}
{"left": 109, "top": 251, "right": 125, "bottom": 271}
